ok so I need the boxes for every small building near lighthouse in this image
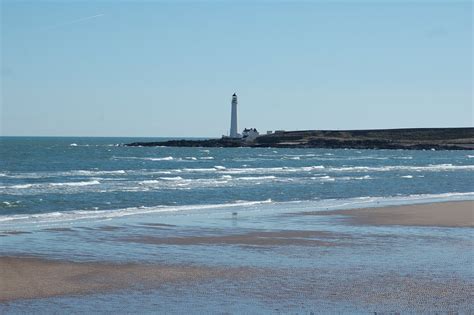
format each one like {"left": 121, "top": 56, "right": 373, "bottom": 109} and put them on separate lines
{"left": 242, "top": 128, "right": 260, "bottom": 142}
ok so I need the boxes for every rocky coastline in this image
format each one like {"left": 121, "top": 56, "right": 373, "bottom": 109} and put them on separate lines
{"left": 125, "top": 128, "right": 474, "bottom": 150}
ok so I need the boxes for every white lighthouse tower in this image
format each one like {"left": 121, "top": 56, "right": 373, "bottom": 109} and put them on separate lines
{"left": 229, "top": 93, "right": 240, "bottom": 138}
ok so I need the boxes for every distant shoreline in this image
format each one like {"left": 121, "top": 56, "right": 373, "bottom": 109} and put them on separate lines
{"left": 125, "top": 127, "right": 474, "bottom": 150}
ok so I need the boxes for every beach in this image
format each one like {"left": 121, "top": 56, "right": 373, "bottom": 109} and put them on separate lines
{"left": 1, "top": 200, "right": 473, "bottom": 312}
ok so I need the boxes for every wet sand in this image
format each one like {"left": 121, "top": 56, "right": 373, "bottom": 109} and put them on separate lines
{"left": 300, "top": 201, "right": 474, "bottom": 227}
{"left": 1, "top": 200, "right": 473, "bottom": 310}
{"left": 123, "top": 230, "right": 347, "bottom": 246}
{"left": 1, "top": 257, "right": 472, "bottom": 312}
{"left": 0, "top": 257, "right": 250, "bottom": 302}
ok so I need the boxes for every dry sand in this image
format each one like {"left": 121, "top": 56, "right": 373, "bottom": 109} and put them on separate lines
{"left": 300, "top": 201, "right": 474, "bottom": 227}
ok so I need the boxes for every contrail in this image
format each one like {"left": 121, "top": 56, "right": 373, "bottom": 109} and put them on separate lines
{"left": 41, "top": 14, "right": 105, "bottom": 31}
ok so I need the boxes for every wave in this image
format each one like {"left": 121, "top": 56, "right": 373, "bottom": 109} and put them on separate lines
{"left": 147, "top": 156, "right": 174, "bottom": 161}
{"left": 113, "top": 156, "right": 175, "bottom": 161}
{"left": 2, "top": 180, "right": 100, "bottom": 190}
{"left": 159, "top": 176, "right": 184, "bottom": 181}
{"left": 0, "top": 199, "right": 274, "bottom": 224}
{"left": 0, "top": 170, "right": 127, "bottom": 179}
{"left": 4, "top": 163, "right": 470, "bottom": 181}
{"left": 139, "top": 180, "right": 160, "bottom": 185}
{"left": 318, "top": 175, "right": 335, "bottom": 181}
{"left": 9, "top": 184, "right": 33, "bottom": 189}
{"left": 236, "top": 176, "right": 277, "bottom": 181}
{"left": 134, "top": 163, "right": 466, "bottom": 176}
{"left": 49, "top": 180, "right": 100, "bottom": 187}
{"left": 75, "top": 170, "right": 126, "bottom": 176}
{"left": 329, "top": 164, "right": 474, "bottom": 172}
{"left": 1, "top": 192, "right": 473, "bottom": 227}
{"left": 176, "top": 164, "right": 472, "bottom": 175}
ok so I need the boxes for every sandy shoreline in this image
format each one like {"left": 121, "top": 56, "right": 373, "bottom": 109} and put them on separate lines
{"left": 299, "top": 200, "right": 474, "bottom": 227}
{"left": 1, "top": 256, "right": 472, "bottom": 310}
{"left": 1, "top": 200, "right": 473, "bottom": 305}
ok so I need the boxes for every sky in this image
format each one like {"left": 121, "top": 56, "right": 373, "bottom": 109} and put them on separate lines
{"left": 1, "top": 0, "right": 472, "bottom": 137}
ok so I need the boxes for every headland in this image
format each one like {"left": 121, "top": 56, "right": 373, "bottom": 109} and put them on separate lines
{"left": 126, "top": 127, "right": 474, "bottom": 150}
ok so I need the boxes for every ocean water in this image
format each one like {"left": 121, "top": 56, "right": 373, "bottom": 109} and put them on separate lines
{"left": 1, "top": 137, "right": 473, "bottom": 219}
{"left": 1, "top": 137, "right": 473, "bottom": 313}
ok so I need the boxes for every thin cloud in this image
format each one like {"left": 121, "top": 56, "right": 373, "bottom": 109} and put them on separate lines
{"left": 40, "top": 14, "right": 105, "bottom": 31}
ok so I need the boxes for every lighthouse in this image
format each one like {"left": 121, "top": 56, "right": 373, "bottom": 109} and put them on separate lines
{"left": 229, "top": 93, "right": 240, "bottom": 138}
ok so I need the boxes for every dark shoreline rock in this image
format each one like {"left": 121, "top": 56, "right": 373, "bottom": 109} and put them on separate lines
{"left": 125, "top": 127, "right": 474, "bottom": 150}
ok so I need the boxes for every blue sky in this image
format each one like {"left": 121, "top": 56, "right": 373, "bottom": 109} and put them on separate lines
{"left": 1, "top": 0, "right": 472, "bottom": 137}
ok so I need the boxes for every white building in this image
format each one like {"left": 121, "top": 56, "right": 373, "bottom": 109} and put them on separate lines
{"left": 242, "top": 128, "right": 260, "bottom": 142}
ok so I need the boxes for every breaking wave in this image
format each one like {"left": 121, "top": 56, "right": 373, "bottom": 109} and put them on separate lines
{"left": 1, "top": 192, "right": 473, "bottom": 227}
{"left": 0, "top": 199, "right": 274, "bottom": 224}
{"left": 49, "top": 180, "right": 101, "bottom": 187}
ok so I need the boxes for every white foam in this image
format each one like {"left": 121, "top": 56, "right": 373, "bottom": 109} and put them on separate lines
{"left": 139, "top": 180, "right": 160, "bottom": 185}
{"left": 6, "top": 163, "right": 470, "bottom": 181}
{"left": 0, "top": 199, "right": 274, "bottom": 224}
{"left": 76, "top": 170, "right": 126, "bottom": 176}
{"left": 339, "top": 175, "right": 372, "bottom": 181}
{"left": 401, "top": 175, "right": 413, "bottom": 179}
{"left": 183, "top": 168, "right": 216, "bottom": 172}
{"left": 2, "top": 192, "right": 472, "bottom": 227}
{"left": 149, "top": 156, "right": 174, "bottom": 161}
{"left": 69, "top": 143, "right": 78, "bottom": 147}
{"left": 10, "top": 184, "right": 33, "bottom": 189}
{"left": 236, "top": 176, "right": 277, "bottom": 181}
{"left": 330, "top": 164, "right": 474, "bottom": 172}
{"left": 200, "top": 157, "right": 214, "bottom": 160}
{"left": 159, "top": 176, "right": 183, "bottom": 181}
{"left": 50, "top": 180, "right": 100, "bottom": 187}
{"left": 113, "top": 156, "right": 175, "bottom": 161}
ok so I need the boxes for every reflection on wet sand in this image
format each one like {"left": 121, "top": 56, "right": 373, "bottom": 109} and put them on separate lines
{"left": 0, "top": 257, "right": 253, "bottom": 302}
{"left": 122, "top": 230, "right": 348, "bottom": 246}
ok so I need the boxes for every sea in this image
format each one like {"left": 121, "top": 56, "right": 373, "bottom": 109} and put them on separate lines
{"left": 1, "top": 136, "right": 473, "bottom": 313}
